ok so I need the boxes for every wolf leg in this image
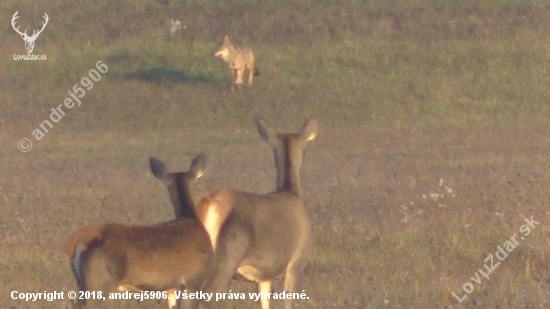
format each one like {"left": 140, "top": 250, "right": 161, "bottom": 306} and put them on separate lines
{"left": 235, "top": 68, "right": 245, "bottom": 86}
{"left": 247, "top": 65, "right": 254, "bottom": 86}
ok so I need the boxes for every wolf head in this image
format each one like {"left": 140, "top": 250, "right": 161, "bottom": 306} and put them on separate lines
{"left": 214, "top": 35, "right": 233, "bottom": 62}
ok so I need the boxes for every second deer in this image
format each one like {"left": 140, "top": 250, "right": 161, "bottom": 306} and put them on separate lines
{"left": 165, "top": 117, "right": 318, "bottom": 309}
{"left": 64, "top": 154, "right": 231, "bottom": 309}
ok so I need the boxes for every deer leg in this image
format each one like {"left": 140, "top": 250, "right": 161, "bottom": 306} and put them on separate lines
{"left": 181, "top": 287, "right": 200, "bottom": 309}
{"left": 198, "top": 235, "right": 250, "bottom": 309}
{"left": 283, "top": 263, "right": 305, "bottom": 309}
{"left": 166, "top": 289, "right": 180, "bottom": 309}
{"left": 257, "top": 281, "right": 272, "bottom": 309}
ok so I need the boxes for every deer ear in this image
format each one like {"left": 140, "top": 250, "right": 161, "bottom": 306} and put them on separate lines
{"left": 224, "top": 35, "right": 230, "bottom": 43}
{"left": 255, "top": 116, "right": 278, "bottom": 147}
{"left": 299, "top": 118, "right": 318, "bottom": 142}
{"left": 150, "top": 157, "right": 168, "bottom": 180}
{"left": 189, "top": 153, "right": 206, "bottom": 180}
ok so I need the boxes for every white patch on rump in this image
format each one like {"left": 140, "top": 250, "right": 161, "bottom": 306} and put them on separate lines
{"left": 203, "top": 204, "right": 222, "bottom": 250}
{"left": 196, "top": 191, "right": 233, "bottom": 251}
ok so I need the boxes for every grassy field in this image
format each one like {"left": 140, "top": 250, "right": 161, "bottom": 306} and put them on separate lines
{"left": 2, "top": 0, "right": 550, "bottom": 308}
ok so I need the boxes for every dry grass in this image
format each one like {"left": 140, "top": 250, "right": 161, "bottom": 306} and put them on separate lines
{"left": 2, "top": 1, "right": 550, "bottom": 308}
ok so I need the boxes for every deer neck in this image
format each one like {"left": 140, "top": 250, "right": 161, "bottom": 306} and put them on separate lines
{"left": 167, "top": 177, "right": 196, "bottom": 219}
{"left": 275, "top": 141, "right": 302, "bottom": 198}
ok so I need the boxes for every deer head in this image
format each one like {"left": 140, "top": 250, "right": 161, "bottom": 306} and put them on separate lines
{"left": 11, "top": 11, "right": 49, "bottom": 54}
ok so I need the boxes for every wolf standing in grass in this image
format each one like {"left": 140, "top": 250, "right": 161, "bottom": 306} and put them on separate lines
{"left": 214, "top": 35, "right": 259, "bottom": 92}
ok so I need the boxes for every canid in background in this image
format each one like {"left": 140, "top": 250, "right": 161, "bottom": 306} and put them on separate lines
{"left": 214, "top": 35, "right": 259, "bottom": 91}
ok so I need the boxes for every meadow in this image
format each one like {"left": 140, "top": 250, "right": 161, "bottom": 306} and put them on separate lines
{"left": 2, "top": 0, "right": 550, "bottom": 308}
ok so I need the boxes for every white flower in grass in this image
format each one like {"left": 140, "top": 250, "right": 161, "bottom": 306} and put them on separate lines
{"left": 169, "top": 19, "right": 182, "bottom": 35}
{"left": 422, "top": 179, "right": 457, "bottom": 203}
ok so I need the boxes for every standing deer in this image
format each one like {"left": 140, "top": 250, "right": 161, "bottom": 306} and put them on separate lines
{"left": 11, "top": 11, "right": 49, "bottom": 54}
{"left": 166, "top": 117, "right": 318, "bottom": 309}
{"left": 64, "top": 154, "right": 232, "bottom": 309}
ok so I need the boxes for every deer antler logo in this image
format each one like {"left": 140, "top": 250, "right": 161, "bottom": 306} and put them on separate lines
{"left": 11, "top": 11, "right": 49, "bottom": 54}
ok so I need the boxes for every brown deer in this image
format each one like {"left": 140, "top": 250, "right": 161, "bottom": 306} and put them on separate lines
{"left": 64, "top": 154, "right": 231, "bottom": 309}
{"left": 166, "top": 117, "right": 318, "bottom": 309}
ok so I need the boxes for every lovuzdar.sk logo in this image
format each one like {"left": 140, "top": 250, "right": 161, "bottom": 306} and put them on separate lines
{"left": 11, "top": 10, "right": 48, "bottom": 60}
